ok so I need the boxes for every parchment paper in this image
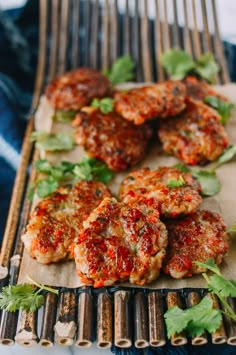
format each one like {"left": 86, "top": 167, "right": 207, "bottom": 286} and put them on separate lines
{"left": 18, "top": 83, "right": 236, "bottom": 289}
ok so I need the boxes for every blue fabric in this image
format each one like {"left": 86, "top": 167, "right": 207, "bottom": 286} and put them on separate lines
{"left": 0, "top": 3, "right": 37, "bottom": 240}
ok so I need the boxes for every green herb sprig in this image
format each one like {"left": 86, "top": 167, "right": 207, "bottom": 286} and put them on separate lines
{"left": 31, "top": 131, "right": 75, "bottom": 151}
{"left": 164, "top": 296, "right": 222, "bottom": 338}
{"left": 52, "top": 110, "right": 77, "bottom": 123}
{"left": 195, "top": 259, "right": 236, "bottom": 321}
{"left": 91, "top": 98, "right": 114, "bottom": 114}
{"left": 166, "top": 176, "right": 185, "bottom": 188}
{"left": 160, "top": 49, "right": 219, "bottom": 82}
{"left": 0, "top": 277, "right": 58, "bottom": 313}
{"left": 173, "top": 146, "right": 236, "bottom": 197}
{"left": 204, "top": 96, "right": 235, "bottom": 125}
{"left": 28, "top": 157, "right": 114, "bottom": 200}
{"left": 164, "top": 259, "right": 236, "bottom": 338}
{"left": 105, "top": 55, "right": 135, "bottom": 85}
{"left": 173, "top": 163, "right": 220, "bottom": 197}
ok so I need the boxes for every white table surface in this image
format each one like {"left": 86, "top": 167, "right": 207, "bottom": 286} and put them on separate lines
{"left": 0, "top": 343, "right": 112, "bottom": 355}
{"left": 0, "top": 0, "right": 235, "bottom": 354}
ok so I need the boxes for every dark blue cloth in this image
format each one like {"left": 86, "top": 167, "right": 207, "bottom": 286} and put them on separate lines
{"left": 0, "top": 2, "right": 37, "bottom": 239}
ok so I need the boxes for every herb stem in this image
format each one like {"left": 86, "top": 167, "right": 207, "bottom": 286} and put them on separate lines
{"left": 27, "top": 276, "right": 59, "bottom": 295}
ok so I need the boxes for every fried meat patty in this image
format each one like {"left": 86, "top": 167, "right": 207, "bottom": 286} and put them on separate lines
{"left": 184, "top": 76, "right": 229, "bottom": 102}
{"left": 119, "top": 167, "right": 202, "bottom": 218}
{"left": 45, "top": 68, "right": 113, "bottom": 111}
{"left": 72, "top": 108, "right": 153, "bottom": 171}
{"left": 22, "top": 181, "right": 111, "bottom": 264}
{"left": 158, "top": 98, "right": 229, "bottom": 165}
{"left": 163, "top": 210, "right": 229, "bottom": 278}
{"left": 74, "top": 197, "right": 168, "bottom": 287}
{"left": 114, "top": 81, "right": 186, "bottom": 125}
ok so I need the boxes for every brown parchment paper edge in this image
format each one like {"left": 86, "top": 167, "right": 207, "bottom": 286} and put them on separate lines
{"left": 18, "top": 83, "right": 236, "bottom": 289}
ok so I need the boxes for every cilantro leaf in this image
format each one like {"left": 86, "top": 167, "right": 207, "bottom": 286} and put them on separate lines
{"left": 0, "top": 281, "right": 58, "bottom": 313}
{"left": 73, "top": 159, "right": 93, "bottom": 181}
{"left": 27, "top": 183, "right": 35, "bottom": 203}
{"left": 164, "top": 306, "right": 189, "bottom": 338}
{"left": 166, "top": 176, "right": 185, "bottom": 188}
{"left": 195, "top": 53, "right": 220, "bottom": 83}
{"left": 31, "top": 131, "right": 75, "bottom": 151}
{"left": 107, "top": 56, "right": 135, "bottom": 84}
{"left": 29, "top": 158, "right": 113, "bottom": 199}
{"left": 204, "top": 96, "right": 235, "bottom": 125}
{"left": 207, "top": 274, "right": 236, "bottom": 298}
{"left": 228, "top": 223, "right": 236, "bottom": 233}
{"left": 73, "top": 157, "right": 114, "bottom": 184}
{"left": 191, "top": 170, "right": 221, "bottom": 197}
{"left": 211, "top": 145, "right": 236, "bottom": 171}
{"left": 186, "top": 297, "right": 222, "bottom": 336}
{"left": 36, "top": 177, "right": 59, "bottom": 198}
{"left": 91, "top": 98, "right": 114, "bottom": 114}
{"left": 52, "top": 110, "right": 77, "bottom": 122}
{"left": 195, "top": 258, "right": 221, "bottom": 275}
{"left": 160, "top": 49, "right": 195, "bottom": 80}
{"left": 195, "top": 259, "right": 236, "bottom": 321}
{"left": 160, "top": 49, "right": 219, "bottom": 82}
{"left": 164, "top": 297, "right": 222, "bottom": 338}
{"left": 35, "top": 159, "right": 52, "bottom": 173}
{"left": 173, "top": 163, "right": 190, "bottom": 173}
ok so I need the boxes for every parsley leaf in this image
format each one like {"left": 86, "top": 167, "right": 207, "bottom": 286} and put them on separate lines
{"left": 191, "top": 170, "right": 221, "bottom": 197}
{"left": 160, "top": 49, "right": 219, "bottom": 82}
{"left": 91, "top": 98, "right": 114, "bottom": 114}
{"left": 106, "top": 56, "right": 135, "bottom": 84}
{"left": 166, "top": 176, "right": 185, "bottom": 188}
{"left": 0, "top": 279, "right": 58, "bottom": 313}
{"left": 31, "top": 131, "right": 75, "bottom": 151}
{"left": 52, "top": 110, "right": 77, "bottom": 123}
{"left": 204, "top": 96, "right": 235, "bottom": 125}
{"left": 160, "top": 49, "right": 195, "bottom": 80}
{"left": 164, "top": 297, "right": 222, "bottom": 338}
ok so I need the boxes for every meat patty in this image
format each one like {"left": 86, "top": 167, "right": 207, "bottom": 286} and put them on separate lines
{"left": 119, "top": 167, "right": 202, "bottom": 218}
{"left": 74, "top": 197, "right": 168, "bottom": 287}
{"left": 114, "top": 80, "right": 186, "bottom": 125}
{"left": 158, "top": 98, "right": 229, "bottom": 165}
{"left": 163, "top": 210, "right": 229, "bottom": 278}
{"left": 45, "top": 68, "right": 113, "bottom": 111}
{"left": 22, "top": 181, "right": 111, "bottom": 264}
{"left": 184, "top": 76, "right": 229, "bottom": 102}
{"left": 72, "top": 108, "right": 153, "bottom": 171}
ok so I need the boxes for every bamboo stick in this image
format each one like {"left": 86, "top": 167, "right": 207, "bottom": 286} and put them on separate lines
{"left": 15, "top": 310, "right": 38, "bottom": 347}
{"left": 186, "top": 292, "right": 207, "bottom": 345}
{"left": 0, "top": 311, "right": 18, "bottom": 345}
{"left": 134, "top": 292, "right": 149, "bottom": 348}
{"left": 148, "top": 292, "right": 166, "bottom": 347}
{"left": 223, "top": 298, "right": 236, "bottom": 345}
{"left": 54, "top": 291, "right": 76, "bottom": 346}
{"left": 97, "top": 292, "right": 112, "bottom": 349}
{"left": 75, "top": 291, "right": 93, "bottom": 347}
{"left": 207, "top": 293, "right": 227, "bottom": 344}
{"left": 166, "top": 292, "right": 187, "bottom": 346}
{"left": 39, "top": 291, "right": 58, "bottom": 347}
{"left": 114, "top": 290, "right": 132, "bottom": 348}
